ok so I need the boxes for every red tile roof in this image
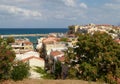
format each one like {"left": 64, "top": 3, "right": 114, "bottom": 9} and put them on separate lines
{"left": 15, "top": 39, "right": 33, "bottom": 45}
{"left": 24, "top": 41, "right": 33, "bottom": 45}
{"left": 67, "top": 34, "right": 75, "bottom": 37}
{"left": 22, "top": 56, "right": 44, "bottom": 62}
{"left": 42, "top": 37, "right": 59, "bottom": 44}
{"left": 114, "top": 39, "right": 120, "bottom": 44}
{"left": 50, "top": 51, "right": 63, "bottom": 57}
{"left": 96, "top": 24, "right": 111, "bottom": 26}
{"left": 58, "top": 56, "right": 65, "bottom": 62}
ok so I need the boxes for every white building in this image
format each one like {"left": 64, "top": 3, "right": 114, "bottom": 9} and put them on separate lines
{"left": 15, "top": 51, "right": 45, "bottom": 79}
{"left": 22, "top": 56, "right": 45, "bottom": 79}
{"left": 49, "top": 50, "right": 64, "bottom": 73}
{"left": 11, "top": 38, "right": 34, "bottom": 54}
{"left": 36, "top": 37, "right": 45, "bottom": 50}
{"left": 15, "top": 51, "right": 40, "bottom": 61}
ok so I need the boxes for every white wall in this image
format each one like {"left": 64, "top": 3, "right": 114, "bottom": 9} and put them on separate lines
{"left": 29, "top": 58, "right": 45, "bottom": 68}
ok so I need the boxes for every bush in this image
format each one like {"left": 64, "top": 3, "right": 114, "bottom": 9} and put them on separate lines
{"left": 11, "top": 62, "right": 29, "bottom": 81}
{"left": 33, "top": 66, "right": 55, "bottom": 79}
{"left": 54, "top": 62, "right": 62, "bottom": 79}
{"left": 0, "top": 38, "right": 15, "bottom": 80}
{"left": 68, "top": 68, "right": 78, "bottom": 79}
{"left": 6, "top": 37, "right": 15, "bottom": 44}
{"left": 65, "top": 32, "right": 120, "bottom": 83}
{"left": 60, "top": 38, "right": 69, "bottom": 42}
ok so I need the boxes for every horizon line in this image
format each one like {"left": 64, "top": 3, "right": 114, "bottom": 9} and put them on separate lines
{"left": 0, "top": 28, "right": 68, "bottom": 29}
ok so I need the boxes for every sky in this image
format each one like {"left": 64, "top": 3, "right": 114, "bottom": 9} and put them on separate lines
{"left": 0, "top": 0, "right": 120, "bottom": 28}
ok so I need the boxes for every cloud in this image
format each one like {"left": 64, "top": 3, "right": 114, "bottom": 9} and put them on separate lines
{"left": 55, "top": 14, "right": 65, "bottom": 19}
{"left": 0, "top": 0, "right": 119, "bottom": 27}
{"left": 62, "top": 0, "right": 76, "bottom": 7}
{"left": 79, "top": 3, "right": 88, "bottom": 9}
{"left": 113, "top": 0, "right": 120, "bottom": 2}
{"left": 0, "top": 5, "right": 42, "bottom": 18}
{"left": 104, "top": 3, "right": 120, "bottom": 10}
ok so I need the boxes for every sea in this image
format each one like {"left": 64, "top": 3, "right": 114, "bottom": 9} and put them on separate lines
{"left": 0, "top": 28, "right": 68, "bottom": 48}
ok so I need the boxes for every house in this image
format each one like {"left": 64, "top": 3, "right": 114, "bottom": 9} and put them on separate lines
{"left": 22, "top": 56, "right": 45, "bottom": 79}
{"left": 42, "top": 36, "right": 60, "bottom": 44}
{"left": 49, "top": 50, "right": 64, "bottom": 73}
{"left": 15, "top": 51, "right": 45, "bottom": 79}
{"left": 11, "top": 38, "right": 34, "bottom": 54}
{"left": 22, "top": 56, "right": 44, "bottom": 68}
{"left": 42, "top": 36, "right": 66, "bottom": 58}
{"left": 57, "top": 56, "right": 65, "bottom": 63}
{"left": 15, "top": 51, "right": 40, "bottom": 61}
{"left": 39, "top": 35, "right": 67, "bottom": 71}
{"left": 36, "top": 37, "right": 45, "bottom": 50}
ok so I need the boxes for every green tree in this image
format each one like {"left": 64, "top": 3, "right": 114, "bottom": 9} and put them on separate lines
{"left": 6, "top": 37, "right": 15, "bottom": 44}
{"left": 54, "top": 61, "right": 62, "bottom": 79}
{"left": 68, "top": 25, "right": 75, "bottom": 34}
{"left": 11, "top": 62, "right": 29, "bottom": 81}
{"left": 60, "top": 38, "right": 69, "bottom": 42}
{"left": 0, "top": 38, "right": 15, "bottom": 80}
{"left": 65, "top": 32, "right": 120, "bottom": 83}
{"left": 109, "top": 30, "right": 115, "bottom": 33}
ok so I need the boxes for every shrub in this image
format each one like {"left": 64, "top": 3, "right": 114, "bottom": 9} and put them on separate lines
{"left": 11, "top": 62, "right": 29, "bottom": 81}
{"left": 68, "top": 68, "right": 78, "bottom": 79}
{"left": 6, "top": 37, "right": 15, "bottom": 44}
{"left": 60, "top": 38, "right": 69, "bottom": 42}
{"left": 0, "top": 38, "right": 15, "bottom": 80}
{"left": 33, "top": 66, "right": 55, "bottom": 79}
{"left": 65, "top": 32, "right": 120, "bottom": 83}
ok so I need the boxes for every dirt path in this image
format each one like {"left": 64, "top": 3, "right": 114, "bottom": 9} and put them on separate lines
{"left": 1, "top": 79, "right": 98, "bottom": 84}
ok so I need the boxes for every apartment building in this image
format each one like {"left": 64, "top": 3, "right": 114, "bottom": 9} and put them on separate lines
{"left": 11, "top": 38, "right": 34, "bottom": 54}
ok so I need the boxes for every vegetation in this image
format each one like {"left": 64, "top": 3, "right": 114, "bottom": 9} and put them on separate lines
{"left": 0, "top": 37, "right": 15, "bottom": 80}
{"left": 6, "top": 37, "right": 15, "bottom": 44}
{"left": 0, "top": 37, "right": 29, "bottom": 81}
{"left": 109, "top": 30, "right": 114, "bottom": 33}
{"left": 68, "top": 25, "right": 75, "bottom": 34}
{"left": 11, "top": 62, "right": 29, "bottom": 81}
{"left": 1, "top": 30, "right": 120, "bottom": 83}
{"left": 54, "top": 61, "right": 62, "bottom": 79}
{"left": 34, "top": 66, "right": 55, "bottom": 79}
{"left": 60, "top": 38, "right": 69, "bottom": 42}
{"left": 65, "top": 32, "right": 120, "bottom": 83}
